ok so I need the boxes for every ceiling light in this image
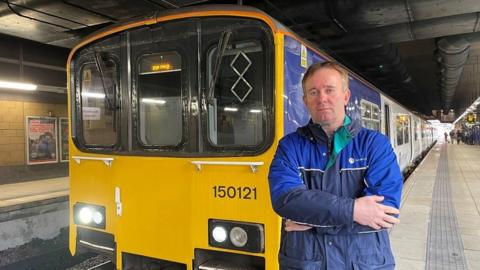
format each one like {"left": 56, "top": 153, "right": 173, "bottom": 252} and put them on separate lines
{"left": 0, "top": 80, "right": 37, "bottom": 91}
{"left": 141, "top": 98, "right": 166, "bottom": 104}
{"left": 224, "top": 107, "right": 238, "bottom": 112}
{"left": 81, "top": 92, "right": 105, "bottom": 99}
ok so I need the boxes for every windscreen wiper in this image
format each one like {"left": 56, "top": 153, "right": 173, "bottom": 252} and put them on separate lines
{"left": 207, "top": 30, "right": 232, "bottom": 104}
{"left": 93, "top": 52, "right": 116, "bottom": 111}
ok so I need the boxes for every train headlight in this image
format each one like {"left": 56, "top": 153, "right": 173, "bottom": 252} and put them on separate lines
{"left": 212, "top": 226, "right": 228, "bottom": 243}
{"left": 78, "top": 207, "right": 93, "bottom": 224}
{"left": 93, "top": 211, "right": 104, "bottom": 225}
{"left": 74, "top": 203, "right": 106, "bottom": 229}
{"left": 230, "top": 227, "right": 248, "bottom": 247}
{"left": 208, "top": 219, "right": 264, "bottom": 253}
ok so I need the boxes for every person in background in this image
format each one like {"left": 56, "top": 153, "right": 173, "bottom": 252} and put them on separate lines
{"left": 269, "top": 61, "right": 403, "bottom": 270}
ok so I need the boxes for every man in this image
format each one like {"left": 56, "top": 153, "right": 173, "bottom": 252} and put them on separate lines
{"left": 269, "top": 61, "right": 403, "bottom": 269}
{"left": 450, "top": 130, "right": 455, "bottom": 144}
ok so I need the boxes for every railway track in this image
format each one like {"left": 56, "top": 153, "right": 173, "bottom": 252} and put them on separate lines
{"left": 86, "top": 260, "right": 115, "bottom": 270}
{"left": 0, "top": 246, "right": 94, "bottom": 270}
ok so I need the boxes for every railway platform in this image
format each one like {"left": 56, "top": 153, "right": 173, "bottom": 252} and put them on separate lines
{"left": 0, "top": 177, "right": 69, "bottom": 252}
{"left": 0, "top": 177, "right": 69, "bottom": 208}
{"left": 390, "top": 141, "right": 480, "bottom": 270}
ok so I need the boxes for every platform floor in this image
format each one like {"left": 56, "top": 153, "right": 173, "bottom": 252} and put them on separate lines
{"left": 390, "top": 141, "right": 480, "bottom": 270}
{"left": 0, "top": 177, "right": 69, "bottom": 208}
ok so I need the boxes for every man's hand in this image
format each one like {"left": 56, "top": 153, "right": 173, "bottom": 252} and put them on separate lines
{"left": 284, "top": 219, "right": 313, "bottom": 232}
{"left": 353, "top": 195, "right": 400, "bottom": 230}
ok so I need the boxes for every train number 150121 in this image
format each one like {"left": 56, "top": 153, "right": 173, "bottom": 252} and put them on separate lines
{"left": 212, "top": 185, "right": 257, "bottom": 200}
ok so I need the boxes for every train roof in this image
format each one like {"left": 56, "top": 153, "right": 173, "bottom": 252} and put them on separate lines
{"left": 70, "top": 4, "right": 429, "bottom": 122}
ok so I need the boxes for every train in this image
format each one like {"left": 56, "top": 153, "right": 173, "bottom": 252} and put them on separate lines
{"left": 67, "top": 5, "right": 436, "bottom": 269}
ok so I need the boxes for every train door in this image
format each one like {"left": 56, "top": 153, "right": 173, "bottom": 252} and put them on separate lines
{"left": 407, "top": 115, "right": 413, "bottom": 164}
{"left": 412, "top": 119, "right": 417, "bottom": 162}
{"left": 384, "top": 104, "right": 391, "bottom": 141}
{"left": 394, "top": 113, "right": 411, "bottom": 172}
{"left": 118, "top": 19, "right": 199, "bottom": 264}
{"left": 415, "top": 120, "right": 423, "bottom": 158}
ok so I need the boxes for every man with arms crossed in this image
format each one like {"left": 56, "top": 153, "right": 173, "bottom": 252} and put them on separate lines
{"left": 269, "top": 61, "right": 402, "bottom": 269}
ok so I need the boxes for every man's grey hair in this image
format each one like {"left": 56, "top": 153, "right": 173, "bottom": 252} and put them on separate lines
{"left": 301, "top": 61, "right": 349, "bottom": 95}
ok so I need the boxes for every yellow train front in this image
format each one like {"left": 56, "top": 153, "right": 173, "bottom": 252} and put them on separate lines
{"left": 68, "top": 5, "right": 291, "bottom": 270}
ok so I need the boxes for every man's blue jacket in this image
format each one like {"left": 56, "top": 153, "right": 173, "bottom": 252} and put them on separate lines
{"left": 269, "top": 116, "right": 403, "bottom": 270}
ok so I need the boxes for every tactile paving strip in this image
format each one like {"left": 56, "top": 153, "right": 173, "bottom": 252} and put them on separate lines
{"left": 426, "top": 146, "right": 468, "bottom": 269}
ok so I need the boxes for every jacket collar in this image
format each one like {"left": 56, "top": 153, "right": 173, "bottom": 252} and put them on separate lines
{"left": 298, "top": 115, "right": 363, "bottom": 169}
{"left": 297, "top": 115, "right": 361, "bottom": 143}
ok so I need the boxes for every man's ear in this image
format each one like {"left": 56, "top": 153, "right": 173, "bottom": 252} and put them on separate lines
{"left": 344, "top": 88, "right": 351, "bottom": 105}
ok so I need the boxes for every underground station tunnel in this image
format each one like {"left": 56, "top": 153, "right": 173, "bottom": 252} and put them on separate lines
{"left": 1, "top": 1, "right": 480, "bottom": 269}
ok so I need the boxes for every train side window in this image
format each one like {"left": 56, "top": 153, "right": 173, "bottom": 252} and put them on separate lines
{"left": 360, "top": 100, "right": 380, "bottom": 131}
{"left": 396, "top": 116, "right": 403, "bottom": 145}
{"left": 206, "top": 40, "right": 266, "bottom": 147}
{"left": 396, "top": 114, "right": 410, "bottom": 145}
{"left": 137, "top": 52, "right": 183, "bottom": 146}
{"left": 79, "top": 59, "right": 119, "bottom": 146}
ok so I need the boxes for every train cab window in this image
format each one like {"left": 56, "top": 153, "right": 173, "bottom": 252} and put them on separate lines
{"left": 137, "top": 52, "right": 182, "bottom": 146}
{"left": 360, "top": 100, "right": 380, "bottom": 131}
{"left": 79, "top": 58, "right": 119, "bottom": 146}
{"left": 396, "top": 114, "right": 410, "bottom": 145}
{"left": 206, "top": 39, "right": 268, "bottom": 148}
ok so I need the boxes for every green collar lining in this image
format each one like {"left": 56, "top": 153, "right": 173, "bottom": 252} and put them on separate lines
{"left": 326, "top": 116, "right": 352, "bottom": 169}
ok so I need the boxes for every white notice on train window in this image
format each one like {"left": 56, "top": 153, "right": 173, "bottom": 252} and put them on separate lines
{"left": 82, "top": 107, "right": 101, "bottom": 120}
{"left": 301, "top": 44, "right": 307, "bottom": 68}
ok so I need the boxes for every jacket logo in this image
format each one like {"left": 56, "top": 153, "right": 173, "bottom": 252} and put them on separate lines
{"left": 348, "top": 157, "right": 367, "bottom": 164}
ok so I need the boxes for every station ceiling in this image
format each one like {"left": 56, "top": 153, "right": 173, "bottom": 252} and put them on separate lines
{"left": 1, "top": 0, "right": 480, "bottom": 120}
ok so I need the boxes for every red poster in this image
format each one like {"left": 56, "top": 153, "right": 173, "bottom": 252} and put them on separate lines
{"left": 26, "top": 116, "right": 58, "bottom": 165}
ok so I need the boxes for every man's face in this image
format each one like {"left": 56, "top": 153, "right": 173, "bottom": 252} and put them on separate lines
{"left": 303, "top": 68, "right": 350, "bottom": 128}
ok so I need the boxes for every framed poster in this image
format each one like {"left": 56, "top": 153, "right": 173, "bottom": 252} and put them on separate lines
{"left": 26, "top": 116, "right": 58, "bottom": 165}
{"left": 59, "top": 118, "right": 69, "bottom": 162}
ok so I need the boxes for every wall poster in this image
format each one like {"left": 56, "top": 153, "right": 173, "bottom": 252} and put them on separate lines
{"left": 26, "top": 116, "right": 58, "bottom": 165}
{"left": 59, "top": 118, "right": 69, "bottom": 162}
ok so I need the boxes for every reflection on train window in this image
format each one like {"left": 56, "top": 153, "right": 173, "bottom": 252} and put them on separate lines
{"left": 137, "top": 52, "right": 182, "bottom": 146}
{"left": 360, "top": 100, "right": 380, "bottom": 131}
{"left": 80, "top": 60, "right": 118, "bottom": 146}
{"left": 207, "top": 40, "right": 265, "bottom": 146}
{"left": 396, "top": 114, "right": 410, "bottom": 145}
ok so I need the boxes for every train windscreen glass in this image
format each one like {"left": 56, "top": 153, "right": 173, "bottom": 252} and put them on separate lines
{"left": 137, "top": 51, "right": 182, "bottom": 146}
{"left": 79, "top": 58, "right": 118, "bottom": 146}
{"left": 207, "top": 40, "right": 265, "bottom": 146}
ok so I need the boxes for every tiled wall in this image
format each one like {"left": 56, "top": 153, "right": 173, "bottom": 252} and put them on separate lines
{"left": 0, "top": 100, "right": 67, "bottom": 166}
